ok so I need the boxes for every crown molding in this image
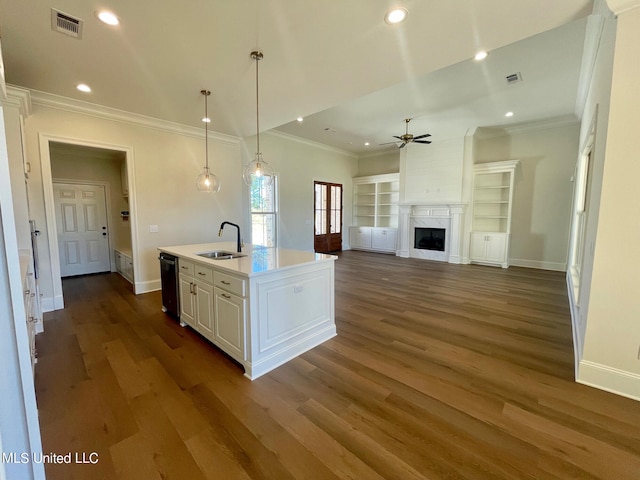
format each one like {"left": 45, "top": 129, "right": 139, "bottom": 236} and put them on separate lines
{"left": 605, "top": 0, "right": 640, "bottom": 15}
{"left": 15, "top": 85, "right": 241, "bottom": 145}
{"left": 475, "top": 115, "right": 579, "bottom": 140}
{"left": 1, "top": 85, "right": 32, "bottom": 117}
{"left": 265, "top": 130, "right": 357, "bottom": 158}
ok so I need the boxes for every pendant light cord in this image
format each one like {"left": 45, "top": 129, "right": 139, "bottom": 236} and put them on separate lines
{"left": 252, "top": 51, "right": 263, "bottom": 155}
{"left": 202, "top": 89, "right": 211, "bottom": 170}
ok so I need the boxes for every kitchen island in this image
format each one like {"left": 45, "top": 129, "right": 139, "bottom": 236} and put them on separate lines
{"left": 157, "top": 242, "right": 336, "bottom": 380}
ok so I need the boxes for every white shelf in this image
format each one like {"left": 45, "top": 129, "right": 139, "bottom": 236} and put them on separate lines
{"left": 470, "top": 160, "right": 519, "bottom": 268}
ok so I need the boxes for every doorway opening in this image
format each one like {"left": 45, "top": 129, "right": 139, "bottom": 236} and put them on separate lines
{"left": 40, "top": 135, "right": 136, "bottom": 310}
{"left": 314, "top": 181, "right": 343, "bottom": 253}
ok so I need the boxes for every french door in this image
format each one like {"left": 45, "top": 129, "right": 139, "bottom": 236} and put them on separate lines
{"left": 314, "top": 181, "right": 343, "bottom": 253}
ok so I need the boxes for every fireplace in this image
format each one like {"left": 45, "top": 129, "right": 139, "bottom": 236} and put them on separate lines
{"left": 397, "top": 204, "right": 465, "bottom": 263}
{"left": 414, "top": 227, "right": 446, "bottom": 251}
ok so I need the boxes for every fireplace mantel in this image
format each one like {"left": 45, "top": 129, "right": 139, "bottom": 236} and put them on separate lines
{"left": 397, "top": 204, "right": 466, "bottom": 263}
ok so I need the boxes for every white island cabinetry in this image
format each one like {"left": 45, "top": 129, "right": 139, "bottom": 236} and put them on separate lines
{"left": 159, "top": 242, "right": 336, "bottom": 380}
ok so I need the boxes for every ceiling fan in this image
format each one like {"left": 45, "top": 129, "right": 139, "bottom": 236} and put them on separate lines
{"left": 381, "top": 118, "right": 432, "bottom": 148}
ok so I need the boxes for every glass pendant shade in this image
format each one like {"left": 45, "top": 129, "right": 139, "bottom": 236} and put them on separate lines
{"left": 243, "top": 51, "right": 274, "bottom": 187}
{"left": 243, "top": 153, "right": 274, "bottom": 186}
{"left": 196, "top": 166, "right": 221, "bottom": 192}
{"left": 196, "top": 89, "right": 220, "bottom": 193}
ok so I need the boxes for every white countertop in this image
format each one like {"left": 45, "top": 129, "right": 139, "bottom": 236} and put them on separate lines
{"left": 158, "top": 242, "right": 336, "bottom": 277}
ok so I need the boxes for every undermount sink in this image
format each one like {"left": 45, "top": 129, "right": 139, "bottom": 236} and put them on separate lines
{"left": 196, "top": 250, "right": 246, "bottom": 260}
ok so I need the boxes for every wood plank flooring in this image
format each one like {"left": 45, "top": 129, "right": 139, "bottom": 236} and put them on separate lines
{"left": 35, "top": 250, "right": 640, "bottom": 479}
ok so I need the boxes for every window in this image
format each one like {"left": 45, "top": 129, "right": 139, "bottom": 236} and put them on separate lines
{"left": 250, "top": 175, "right": 277, "bottom": 247}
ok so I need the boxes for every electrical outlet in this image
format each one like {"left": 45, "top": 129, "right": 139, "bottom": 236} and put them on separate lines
{"left": 294, "top": 284, "right": 304, "bottom": 293}
{"left": 149, "top": 225, "right": 158, "bottom": 233}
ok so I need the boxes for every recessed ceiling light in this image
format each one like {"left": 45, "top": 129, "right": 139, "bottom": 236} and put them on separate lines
{"left": 385, "top": 8, "right": 408, "bottom": 24}
{"left": 505, "top": 111, "right": 514, "bottom": 117}
{"left": 364, "top": 142, "right": 370, "bottom": 146}
{"left": 202, "top": 117, "right": 211, "bottom": 123}
{"left": 96, "top": 10, "right": 119, "bottom": 26}
{"left": 297, "top": 117, "right": 304, "bottom": 122}
{"left": 76, "top": 83, "right": 91, "bottom": 93}
{"left": 474, "top": 51, "right": 488, "bottom": 61}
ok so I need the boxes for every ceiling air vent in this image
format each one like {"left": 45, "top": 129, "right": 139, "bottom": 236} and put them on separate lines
{"left": 505, "top": 72, "right": 523, "bottom": 85}
{"left": 51, "top": 9, "right": 83, "bottom": 39}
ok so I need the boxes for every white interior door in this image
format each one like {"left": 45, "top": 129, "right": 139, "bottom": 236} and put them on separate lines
{"left": 54, "top": 183, "right": 111, "bottom": 277}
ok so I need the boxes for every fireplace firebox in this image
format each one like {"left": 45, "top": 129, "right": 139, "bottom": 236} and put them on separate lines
{"left": 414, "top": 227, "right": 446, "bottom": 252}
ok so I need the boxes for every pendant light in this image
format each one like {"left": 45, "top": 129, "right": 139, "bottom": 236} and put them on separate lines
{"left": 196, "top": 89, "right": 221, "bottom": 192}
{"left": 243, "top": 51, "right": 274, "bottom": 186}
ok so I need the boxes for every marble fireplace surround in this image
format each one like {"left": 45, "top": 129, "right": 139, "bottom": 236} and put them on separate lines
{"left": 397, "top": 205, "right": 466, "bottom": 263}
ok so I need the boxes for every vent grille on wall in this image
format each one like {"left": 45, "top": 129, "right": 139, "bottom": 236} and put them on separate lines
{"left": 51, "top": 9, "right": 83, "bottom": 39}
{"left": 505, "top": 72, "right": 523, "bottom": 85}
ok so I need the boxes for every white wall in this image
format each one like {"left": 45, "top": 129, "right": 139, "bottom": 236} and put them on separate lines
{"left": 578, "top": 1, "right": 640, "bottom": 399}
{"left": 475, "top": 122, "right": 579, "bottom": 270}
{"left": 356, "top": 150, "right": 399, "bottom": 176}
{"left": 245, "top": 132, "right": 358, "bottom": 251}
{"left": 400, "top": 138, "right": 465, "bottom": 205}
{"left": 23, "top": 97, "right": 242, "bottom": 306}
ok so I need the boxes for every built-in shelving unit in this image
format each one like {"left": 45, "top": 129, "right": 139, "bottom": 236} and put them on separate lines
{"left": 351, "top": 173, "right": 399, "bottom": 253}
{"left": 470, "top": 160, "right": 519, "bottom": 268}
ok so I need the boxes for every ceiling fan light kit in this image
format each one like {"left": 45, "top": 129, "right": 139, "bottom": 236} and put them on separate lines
{"left": 380, "top": 118, "right": 431, "bottom": 149}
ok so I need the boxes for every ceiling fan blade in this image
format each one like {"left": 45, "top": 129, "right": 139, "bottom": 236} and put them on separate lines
{"left": 398, "top": 142, "right": 407, "bottom": 149}
{"left": 413, "top": 133, "right": 431, "bottom": 140}
{"left": 379, "top": 141, "right": 400, "bottom": 145}
{"left": 392, "top": 135, "right": 403, "bottom": 140}
{"left": 414, "top": 140, "right": 432, "bottom": 144}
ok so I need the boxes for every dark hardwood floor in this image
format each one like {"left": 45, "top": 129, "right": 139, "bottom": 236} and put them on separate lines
{"left": 35, "top": 250, "right": 640, "bottom": 479}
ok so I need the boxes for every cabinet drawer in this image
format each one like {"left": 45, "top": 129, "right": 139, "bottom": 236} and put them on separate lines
{"left": 194, "top": 264, "right": 213, "bottom": 283}
{"left": 214, "top": 271, "right": 246, "bottom": 297}
{"left": 178, "top": 259, "right": 194, "bottom": 276}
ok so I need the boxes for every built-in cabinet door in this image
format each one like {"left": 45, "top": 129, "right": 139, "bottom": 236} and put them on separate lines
{"left": 214, "top": 287, "right": 245, "bottom": 362}
{"left": 179, "top": 274, "right": 195, "bottom": 326}
{"left": 195, "top": 280, "right": 214, "bottom": 340}
{"left": 485, "top": 234, "right": 507, "bottom": 264}
{"left": 349, "top": 226, "right": 372, "bottom": 249}
{"left": 469, "top": 233, "right": 508, "bottom": 267}
{"left": 371, "top": 228, "right": 397, "bottom": 252}
{"left": 469, "top": 233, "right": 487, "bottom": 260}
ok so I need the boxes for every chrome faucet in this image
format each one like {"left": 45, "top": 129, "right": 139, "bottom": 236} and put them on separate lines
{"left": 219, "top": 221, "right": 242, "bottom": 252}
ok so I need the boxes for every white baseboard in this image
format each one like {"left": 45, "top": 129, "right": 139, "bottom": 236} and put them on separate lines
{"left": 41, "top": 295, "right": 64, "bottom": 312}
{"left": 244, "top": 325, "right": 337, "bottom": 380}
{"left": 578, "top": 360, "right": 640, "bottom": 402}
{"left": 135, "top": 279, "right": 161, "bottom": 294}
{"left": 509, "top": 258, "right": 566, "bottom": 271}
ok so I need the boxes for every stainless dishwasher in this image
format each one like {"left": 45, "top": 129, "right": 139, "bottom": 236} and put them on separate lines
{"left": 159, "top": 252, "right": 179, "bottom": 319}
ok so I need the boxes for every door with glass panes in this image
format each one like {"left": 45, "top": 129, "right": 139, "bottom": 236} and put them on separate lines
{"left": 314, "top": 181, "right": 342, "bottom": 253}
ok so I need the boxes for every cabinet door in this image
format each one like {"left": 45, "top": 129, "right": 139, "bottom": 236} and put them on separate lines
{"left": 195, "top": 280, "right": 214, "bottom": 340}
{"left": 179, "top": 274, "right": 195, "bottom": 326}
{"left": 469, "top": 233, "right": 487, "bottom": 260}
{"left": 214, "top": 287, "right": 246, "bottom": 362}
{"left": 349, "top": 226, "right": 372, "bottom": 248}
{"left": 485, "top": 234, "right": 507, "bottom": 264}
{"left": 371, "top": 228, "right": 397, "bottom": 252}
